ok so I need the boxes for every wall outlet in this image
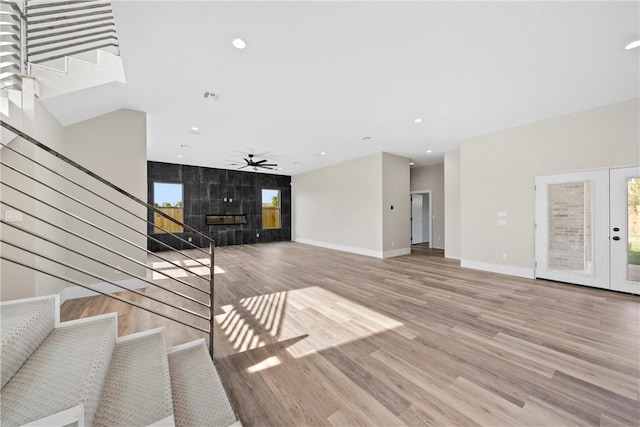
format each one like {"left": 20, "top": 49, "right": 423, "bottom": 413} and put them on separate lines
{"left": 256, "top": 233, "right": 260, "bottom": 238}
{"left": 502, "top": 253, "right": 508, "bottom": 260}
{"left": 392, "top": 241, "right": 395, "bottom": 247}
{"left": 4, "top": 211, "right": 22, "bottom": 222}
{"left": 188, "top": 237, "right": 192, "bottom": 242}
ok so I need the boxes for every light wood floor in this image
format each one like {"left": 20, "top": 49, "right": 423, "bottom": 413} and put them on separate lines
{"left": 61, "top": 242, "right": 640, "bottom": 426}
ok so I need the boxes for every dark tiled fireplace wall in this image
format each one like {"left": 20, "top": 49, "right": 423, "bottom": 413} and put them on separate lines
{"left": 147, "top": 161, "right": 291, "bottom": 251}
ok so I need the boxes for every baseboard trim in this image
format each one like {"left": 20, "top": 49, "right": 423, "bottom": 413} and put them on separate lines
{"left": 383, "top": 248, "right": 411, "bottom": 258}
{"left": 460, "top": 260, "right": 535, "bottom": 279}
{"left": 59, "top": 278, "right": 147, "bottom": 304}
{"left": 294, "top": 238, "right": 384, "bottom": 258}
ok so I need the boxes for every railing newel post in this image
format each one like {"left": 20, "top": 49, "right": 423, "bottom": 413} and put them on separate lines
{"left": 209, "top": 240, "right": 215, "bottom": 358}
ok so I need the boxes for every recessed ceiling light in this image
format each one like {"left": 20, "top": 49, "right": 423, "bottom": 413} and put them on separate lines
{"left": 414, "top": 118, "right": 423, "bottom": 123}
{"left": 320, "top": 152, "right": 326, "bottom": 156}
{"left": 178, "top": 155, "right": 184, "bottom": 158}
{"left": 191, "top": 127, "right": 199, "bottom": 132}
{"left": 409, "top": 161, "right": 415, "bottom": 166}
{"left": 625, "top": 40, "right": 640, "bottom": 50}
{"left": 361, "top": 136, "right": 373, "bottom": 141}
{"left": 232, "top": 38, "right": 246, "bottom": 49}
{"left": 426, "top": 150, "right": 432, "bottom": 153}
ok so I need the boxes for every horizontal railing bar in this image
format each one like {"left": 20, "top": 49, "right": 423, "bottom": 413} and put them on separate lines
{"left": 0, "top": 142, "right": 210, "bottom": 257}
{"left": 0, "top": 81, "right": 20, "bottom": 90}
{"left": 0, "top": 182, "right": 210, "bottom": 285}
{"left": 1, "top": 1, "right": 24, "bottom": 18}
{"left": 0, "top": 51, "right": 20, "bottom": 58}
{"left": 26, "top": 0, "right": 106, "bottom": 11}
{"left": 28, "top": 34, "right": 116, "bottom": 56}
{"left": 1, "top": 160, "right": 211, "bottom": 270}
{"left": 0, "top": 121, "right": 216, "bottom": 245}
{"left": 1, "top": 237, "right": 210, "bottom": 321}
{"left": 0, "top": 11, "right": 22, "bottom": 21}
{"left": 27, "top": 3, "right": 111, "bottom": 18}
{"left": 27, "top": 22, "right": 113, "bottom": 41}
{"left": 1, "top": 219, "right": 210, "bottom": 308}
{"left": 29, "top": 42, "right": 117, "bottom": 64}
{"left": 27, "top": 16, "right": 114, "bottom": 33}
{"left": 0, "top": 255, "right": 210, "bottom": 334}
{"left": 27, "top": 28, "right": 115, "bottom": 49}
{"left": 0, "top": 200, "right": 210, "bottom": 296}
{"left": 28, "top": 9, "right": 113, "bottom": 25}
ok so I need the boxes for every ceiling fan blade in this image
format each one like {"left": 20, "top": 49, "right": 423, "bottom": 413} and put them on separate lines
{"left": 238, "top": 165, "right": 249, "bottom": 169}
{"left": 254, "top": 159, "right": 268, "bottom": 164}
{"left": 260, "top": 163, "right": 277, "bottom": 167}
{"left": 243, "top": 158, "right": 250, "bottom": 164}
{"left": 261, "top": 166, "right": 274, "bottom": 170}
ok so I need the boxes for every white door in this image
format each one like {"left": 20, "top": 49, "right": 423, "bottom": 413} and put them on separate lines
{"left": 534, "top": 170, "right": 610, "bottom": 289}
{"left": 610, "top": 166, "right": 640, "bottom": 294}
{"left": 411, "top": 195, "right": 423, "bottom": 244}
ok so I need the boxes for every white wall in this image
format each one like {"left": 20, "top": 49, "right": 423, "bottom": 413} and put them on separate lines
{"left": 0, "top": 106, "right": 147, "bottom": 302}
{"left": 293, "top": 151, "right": 410, "bottom": 258}
{"left": 459, "top": 98, "right": 639, "bottom": 277}
{"left": 410, "top": 164, "right": 445, "bottom": 249}
{"left": 382, "top": 152, "right": 411, "bottom": 257}
{"left": 64, "top": 109, "right": 147, "bottom": 288}
{"left": 1, "top": 96, "right": 67, "bottom": 300}
{"left": 444, "top": 150, "right": 461, "bottom": 259}
{"left": 293, "top": 153, "right": 384, "bottom": 257}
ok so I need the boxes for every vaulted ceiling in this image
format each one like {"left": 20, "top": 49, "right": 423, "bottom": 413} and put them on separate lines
{"left": 41, "top": 1, "right": 640, "bottom": 175}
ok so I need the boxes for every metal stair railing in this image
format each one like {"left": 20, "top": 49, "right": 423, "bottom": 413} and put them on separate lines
{"left": 0, "top": 120, "right": 217, "bottom": 357}
{"left": 25, "top": 0, "right": 119, "bottom": 66}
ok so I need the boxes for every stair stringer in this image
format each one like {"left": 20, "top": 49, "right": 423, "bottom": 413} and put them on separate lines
{"left": 29, "top": 50, "right": 126, "bottom": 99}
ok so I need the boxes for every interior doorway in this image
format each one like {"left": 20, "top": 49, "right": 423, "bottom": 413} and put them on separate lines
{"left": 411, "top": 191, "right": 431, "bottom": 247}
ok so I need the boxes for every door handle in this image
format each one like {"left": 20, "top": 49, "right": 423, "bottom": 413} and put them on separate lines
{"left": 613, "top": 227, "right": 620, "bottom": 232}
{"left": 612, "top": 236, "right": 621, "bottom": 241}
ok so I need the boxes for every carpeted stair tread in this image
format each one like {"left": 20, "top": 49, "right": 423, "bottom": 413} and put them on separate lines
{"left": 0, "top": 315, "right": 116, "bottom": 427}
{"left": 0, "top": 296, "right": 56, "bottom": 387}
{"left": 168, "top": 341, "right": 237, "bottom": 427}
{"left": 93, "top": 330, "right": 174, "bottom": 427}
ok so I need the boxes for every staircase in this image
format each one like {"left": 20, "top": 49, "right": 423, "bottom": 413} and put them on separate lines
{"left": 25, "top": 0, "right": 126, "bottom": 98}
{"left": 0, "top": 294, "right": 240, "bottom": 427}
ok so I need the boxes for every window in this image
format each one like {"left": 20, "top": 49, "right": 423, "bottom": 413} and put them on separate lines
{"left": 262, "top": 189, "right": 280, "bottom": 229}
{"left": 153, "top": 182, "right": 183, "bottom": 233}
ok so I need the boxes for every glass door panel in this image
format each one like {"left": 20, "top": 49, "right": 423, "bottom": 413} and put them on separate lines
{"left": 610, "top": 167, "right": 640, "bottom": 293}
{"left": 535, "top": 170, "right": 610, "bottom": 289}
{"left": 546, "top": 181, "right": 593, "bottom": 276}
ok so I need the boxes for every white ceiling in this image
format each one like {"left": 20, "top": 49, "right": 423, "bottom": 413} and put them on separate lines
{"left": 42, "top": 1, "right": 640, "bottom": 175}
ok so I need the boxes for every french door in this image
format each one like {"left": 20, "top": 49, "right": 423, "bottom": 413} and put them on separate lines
{"left": 534, "top": 166, "right": 640, "bottom": 294}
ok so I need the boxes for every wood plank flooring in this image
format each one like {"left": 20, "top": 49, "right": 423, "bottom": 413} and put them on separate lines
{"left": 60, "top": 242, "right": 640, "bottom": 426}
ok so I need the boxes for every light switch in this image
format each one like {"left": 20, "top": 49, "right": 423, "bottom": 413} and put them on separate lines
{"left": 497, "top": 211, "right": 507, "bottom": 218}
{"left": 497, "top": 219, "right": 508, "bottom": 226}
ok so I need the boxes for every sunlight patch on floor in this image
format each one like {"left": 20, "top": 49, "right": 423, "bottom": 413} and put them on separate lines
{"left": 215, "top": 286, "right": 404, "bottom": 366}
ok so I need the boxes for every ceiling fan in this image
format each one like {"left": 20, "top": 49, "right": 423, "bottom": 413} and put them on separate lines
{"left": 227, "top": 154, "right": 278, "bottom": 171}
